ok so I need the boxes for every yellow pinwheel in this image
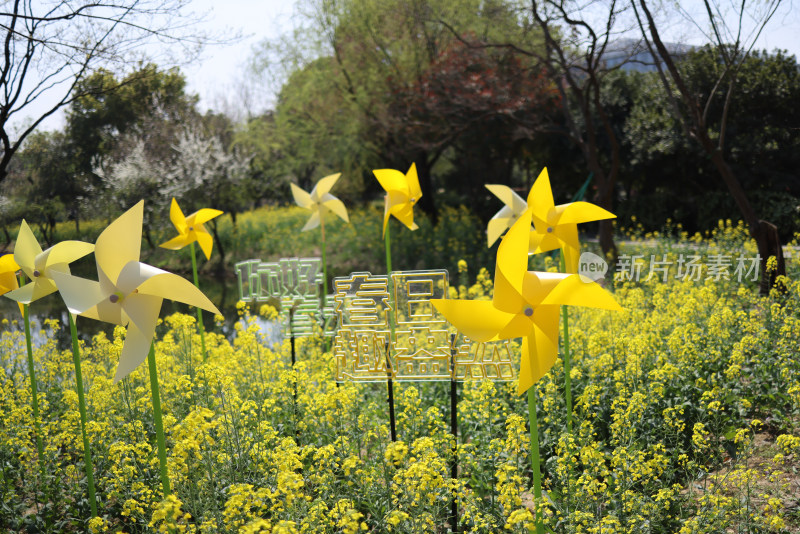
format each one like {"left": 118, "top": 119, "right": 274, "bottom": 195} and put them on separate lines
{"left": 5, "top": 220, "right": 94, "bottom": 305}
{"left": 486, "top": 184, "right": 528, "bottom": 247}
{"left": 432, "top": 206, "right": 621, "bottom": 395}
{"left": 526, "top": 168, "right": 615, "bottom": 273}
{"left": 373, "top": 163, "right": 422, "bottom": 236}
{"left": 53, "top": 201, "right": 222, "bottom": 382}
{"left": 159, "top": 198, "right": 223, "bottom": 260}
{"left": 291, "top": 173, "right": 349, "bottom": 231}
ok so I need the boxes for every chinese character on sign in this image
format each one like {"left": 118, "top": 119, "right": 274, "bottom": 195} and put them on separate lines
{"left": 332, "top": 272, "right": 392, "bottom": 381}
{"left": 234, "top": 257, "right": 336, "bottom": 337}
{"left": 332, "top": 269, "right": 517, "bottom": 383}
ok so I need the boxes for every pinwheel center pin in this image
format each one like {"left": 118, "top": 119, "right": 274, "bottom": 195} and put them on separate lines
{"left": 523, "top": 306, "right": 534, "bottom": 317}
{"left": 546, "top": 226, "right": 554, "bottom": 233}
{"left": 33, "top": 270, "right": 41, "bottom": 277}
{"left": 109, "top": 292, "right": 124, "bottom": 304}
{"left": 189, "top": 226, "right": 194, "bottom": 231}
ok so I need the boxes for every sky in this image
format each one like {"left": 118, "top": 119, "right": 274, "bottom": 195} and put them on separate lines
{"left": 13, "top": 0, "right": 800, "bottom": 132}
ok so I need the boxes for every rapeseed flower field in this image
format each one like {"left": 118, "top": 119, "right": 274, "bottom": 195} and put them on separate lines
{"left": 1, "top": 218, "right": 799, "bottom": 533}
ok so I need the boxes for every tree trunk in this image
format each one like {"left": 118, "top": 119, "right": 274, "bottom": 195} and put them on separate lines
{"left": 753, "top": 220, "right": 786, "bottom": 294}
{"left": 705, "top": 139, "right": 786, "bottom": 294}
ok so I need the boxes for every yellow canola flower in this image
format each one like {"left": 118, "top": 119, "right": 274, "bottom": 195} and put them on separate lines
{"left": 485, "top": 184, "right": 528, "bottom": 247}
{"left": 526, "top": 167, "right": 615, "bottom": 273}
{"left": 159, "top": 197, "right": 223, "bottom": 260}
{"left": 373, "top": 162, "right": 422, "bottom": 236}
{"left": 5, "top": 220, "right": 93, "bottom": 304}
{"left": 52, "top": 201, "right": 222, "bottom": 382}
{"left": 432, "top": 206, "right": 621, "bottom": 395}
{"left": 290, "top": 173, "right": 349, "bottom": 231}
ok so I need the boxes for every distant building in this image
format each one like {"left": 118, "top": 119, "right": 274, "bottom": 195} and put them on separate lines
{"left": 601, "top": 38, "right": 695, "bottom": 72}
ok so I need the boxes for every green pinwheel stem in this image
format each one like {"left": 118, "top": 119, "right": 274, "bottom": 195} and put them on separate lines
{"left": 189, "top": 242, "right": 208, "bottom": 362}
{"left": 384, "top": 220, "right": 393, "bottom": 275}
{"left": 527, "top": 387, "right": 545, "bottom": 534}
{"left": 22, "top": 303, "right": 46, "bottom": 471}
{"left": 68, "top": 314, "right": 98, "bottom": 518}
{"left": 559, "top": 250, "right": 573, "bottom": 434}
{"left": 147, "top": 342, "right": 171, "bottom": 497}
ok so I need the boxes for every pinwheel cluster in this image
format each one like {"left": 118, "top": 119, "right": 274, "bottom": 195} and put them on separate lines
{"left": 434, "top": 168, "right": 621, "bottom": 394}
{"left": 4, "top": 201, "right": 221, "bottom": 382}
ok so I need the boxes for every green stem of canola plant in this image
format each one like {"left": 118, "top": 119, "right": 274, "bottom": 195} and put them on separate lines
{"left": 527, "top": 387, "right": 545, "bottom": 534}
{"left": 69, "top": 314, "right": 98, "bottom": 517}
{"left": 559, "top": 250, "right": 573, "bottom": 434}
{"left": 190, "top": 242, "right": 208, "bottom": 362}
{"left": 147, "top": 342, "right": 171, "bottom": 497}
{"left": 23, "top": 302, "right": 46, "bottom": 472}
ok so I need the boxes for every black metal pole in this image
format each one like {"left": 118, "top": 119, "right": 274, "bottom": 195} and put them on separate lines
{"left": 449, "top": 333, "right": 459, "bottom": 533}
{"left": 289, "top": 308, "right": 296, "bottom": 368}
{"left": 385, "top": 340, "right": 397, "bottom": 442}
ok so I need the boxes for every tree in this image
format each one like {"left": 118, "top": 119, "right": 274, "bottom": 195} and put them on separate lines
{"left": 631, "top": 0, "right": 787, "bottom": 291}
{"left": 2, "top": 130, "right": 73, "bottom": 244}
{"left": 432, "top": 0, "right": 644, "bottom": 259}
{"left": 382, "top": 36, "right": 561, "bottom": 214}
{"left": 0, "top": 0, "right": 210, "bottom": 182}
{"left": 623, "top": 49, "right": 800, "bottom": 236}
{"left": 96, "top": 123, "right": 253, "bottom": 263}
{"left": 253, "top": 0, "right": 551, "bottom": 217}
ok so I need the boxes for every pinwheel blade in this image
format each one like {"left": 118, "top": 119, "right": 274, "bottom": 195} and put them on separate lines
{"left": 41, "top": 241, "right": 94, "bottom": 269}
{"left": 313, "top": 173, "right": 342, "bottom": 198}
{"left": 517, "top": 310, "right": 559, "bottom": 395}
{"left": 301, "top": 210, "right": 321, "bottom": 232}
{"left": 114, "top": 293, "right": 162, "bottom": 382}
{"left": 486, "top": 184, "right": 527, "bottom": 215}
{"left": 49, "top": 271, "right": 106, "bottom": 316}
{"left": 431, "top": 299, "right": 517, "bottom": 343}
{"left": 97, "top": 201, "right": 143, "bottom": 285}
{"left": 493, "top": 208, "right": 533, "bottom": 313}
{"left": 196, "top": 230, "right": 214, "bottom": 260}
{"left": 5, "top": 283, "right": 36, "bottom": 305}
{"left": 374, "top": 169, "right": 408, "bottom": 194}
{"left": 406, "top": 163, "right": 422, "bottom": 201}
{"left": 159, "top": 234, "right": 191, "bottom": 251}
{"left": 13, "top": 221, "right": 43, "bottom": 277}
{"left": 136, "top": 272, "right": 221, "bottom": 315}
{"left": 526, "top": 168, "right": 554, "bottom": 217}
{"left": 291, "top": 183, "right": 313, "bottom": 209}
{"left": 169, "top": 198, "right": 187, "bottom": 234}
{"left": 540, "top": 274, "right": 621, "bottom": 310}
{"left": 322, "top": 197, "right": 349, "bottom": 223}
{"left": 554, "top": 201, "right": 615, "bottom": 225}
{"left": 190, "top": 208, "right": 224, "bottom": 226}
